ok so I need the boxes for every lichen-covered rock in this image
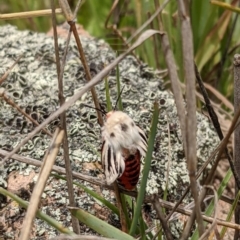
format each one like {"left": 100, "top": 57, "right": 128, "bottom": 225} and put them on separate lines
{"left": 0, "top": 25, "right": 219, "bottom": 239}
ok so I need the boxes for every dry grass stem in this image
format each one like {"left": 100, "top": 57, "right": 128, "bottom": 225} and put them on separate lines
{"left": 113, "top": 182, "right": 127, "bottom": 232}
{"left": 58, "top": 0, "right": 73, "bottom": 21}
{"left": 234, "top": 53, "right": 240, "bottom": 239}
{"left": 178, "top": 1, "right": 204, "bottom": 237}
{"left": 157, "top": 14, "right": 186, "bottom": 151}
{"left": 0, "top": 88, "right": 52, "bottom": 137}
{"left": 0, "top": 9, "right": 62, "bottom": 20}
{"left": 203, "top": 82, "right": 234, "bottom": 112}
{"left": 156, "top": 198, "right": 240, "bottom": 231}
{"left": 0, "top": 149, "right": 108, "bottom": 188}
{"left": 195, "top": 64, "right": 237, "bottom": 187}
{"left": 19, "top": 128, "right": 64, "bottom": 240}
{"left": 153, "top": 196, "right": 174, "bottom": 240}
{"left": 59, "top": 0, "right": 103, "bottom": 126}
{"left": 51, "top": 1, "right": 80, "bottom": 233}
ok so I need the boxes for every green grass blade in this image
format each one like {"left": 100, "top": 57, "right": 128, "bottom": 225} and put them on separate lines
{"left": 220, "top": 190, "right": 240, "bottom": 238}
{"left": 129, "top": 101, "right": 159, "bottom": 235}
{"left": 0, "top": 187, "right": 75, "bottom": 235}
{"left": 139, "top": 213, "right": 147, "bottom": 240}
{"left": 191, "top": 168, "right": 232, "bottom": 239}
{"left": 51, "top": 174, "right": 119, "bottom": 216}
{"left": 69, "top": 207, "right": 135, "bottom": 240}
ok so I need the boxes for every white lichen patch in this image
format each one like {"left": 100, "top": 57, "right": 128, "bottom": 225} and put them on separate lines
{"left": 0, "top": 25, "right": 220, "bottom": 239}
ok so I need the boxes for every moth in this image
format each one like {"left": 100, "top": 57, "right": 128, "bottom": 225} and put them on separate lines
{"left": 101, "top": 110, "right": 148, "bottom": 190}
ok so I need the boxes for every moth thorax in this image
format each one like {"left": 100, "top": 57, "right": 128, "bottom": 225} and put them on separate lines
{"left": 122, "top": 147, "right": 138, "bottom": 158}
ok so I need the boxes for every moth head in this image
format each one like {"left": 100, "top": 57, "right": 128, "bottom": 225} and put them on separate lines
{"left": 106, "top": 110, "right": 114, "bottom": 119}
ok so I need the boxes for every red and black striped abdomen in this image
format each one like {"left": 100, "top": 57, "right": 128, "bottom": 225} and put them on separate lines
{"left": 117, "top": 149, "right": 141, "bottom": 190}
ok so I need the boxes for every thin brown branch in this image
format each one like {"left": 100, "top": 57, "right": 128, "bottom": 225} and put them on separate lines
{"left": 0, "top": 149, "right": 109, "bottom": 188}
{"left": 153, "top": 196, "right": 174, "bottom": 240}
{"left": 59, "top": 0, "right": 103, "bottom": 126}
{"left": 195, "top": 64, "right": 238, "bottom": 191}
{"left": 113, "top": 182, "right": 127, "bottom": 232}
{"left": 19, "top": 128, "right": 64, "bottom": 240}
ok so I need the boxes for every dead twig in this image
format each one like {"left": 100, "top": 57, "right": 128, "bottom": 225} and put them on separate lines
{"left": 195, "top": 64, "right": 239, "bottom": 190}
{"left": 19, "top": 128, "right": 64, "bottom": 240}
{"left": 199, "top": 186, "right": 218, "bottom": 240}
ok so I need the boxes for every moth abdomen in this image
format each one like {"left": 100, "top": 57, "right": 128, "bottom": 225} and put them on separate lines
{"left": 117, "top": 149, "right": 141, "bottom": 190}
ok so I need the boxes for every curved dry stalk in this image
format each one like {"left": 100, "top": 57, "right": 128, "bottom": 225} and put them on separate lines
{"left": 199, "top": 186, "right": 218, "bottom": 240}
{"left": 19, "top": 128, "right": 64, "bottom": 240}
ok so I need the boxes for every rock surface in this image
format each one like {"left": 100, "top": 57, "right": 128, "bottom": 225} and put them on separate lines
{"left": 0, "top": 25, "right": 219, "bottom": 239}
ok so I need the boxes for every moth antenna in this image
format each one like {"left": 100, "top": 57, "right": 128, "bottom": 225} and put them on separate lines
{"left": 81, "top": 104, "right": 107, "bottom": 115}
{"left": 114, "top": 86, "right": 125, "bottom": 111}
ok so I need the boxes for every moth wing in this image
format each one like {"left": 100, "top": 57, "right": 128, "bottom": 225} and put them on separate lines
{"left": 136, "top": 126, "right": 148, "bottom": 156}
{"left": 101, "top": 140, "right": 125, "bottom": 185}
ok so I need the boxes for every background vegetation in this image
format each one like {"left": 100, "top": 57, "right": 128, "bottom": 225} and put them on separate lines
{"left": 1, "top": 0, "right": 239, "bottom": 103}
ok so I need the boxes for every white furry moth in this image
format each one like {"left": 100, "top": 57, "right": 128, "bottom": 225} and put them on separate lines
{"left": 101, "top": 110, "right": 148, "bottom": 190}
